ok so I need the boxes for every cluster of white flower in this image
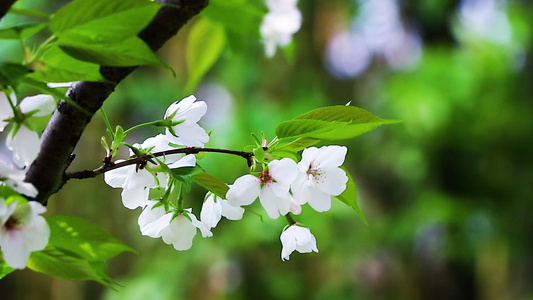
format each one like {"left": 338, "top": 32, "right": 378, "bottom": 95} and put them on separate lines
{"left": 103, "top": 95, "right": 349, "bottom": 261}
{"left": 260, "top": 0, "right": 302, "bottom": 57}
{"left": 227, "top": 145, "right": 348, "bottom": 260}
{"left": 0, "top": 91, "right": 53, "bottom": 269}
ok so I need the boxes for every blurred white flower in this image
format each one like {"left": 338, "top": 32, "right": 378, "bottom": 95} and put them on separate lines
{"left": 0, "top": 198, "right": 50, "bottom": 269}
{"left": 0, "top": 160, "right": 38, "bottom": 197}
{"left": 138, "top": 200, "right": 211, "bottom": 251}
{"left": 164, "top": 95, "right": 209, "bottom": 147}
{"left": 226, "top": 158, "right": 298, "bottom": 219}
{"left": 260, "top": 0, "right": 302, "bottom": 57}
{"left": 291, "top": 146, "right": 348, "bottom": 212}
{"left": 280, "top": 224, "right": 318, "bottom": 261}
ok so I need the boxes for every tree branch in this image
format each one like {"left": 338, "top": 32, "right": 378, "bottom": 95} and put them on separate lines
{"left": 65, "top": 148, "right": 254, "bottom": 180}
{"left": 25, "top": 0, "right": 209, "bottom": 204}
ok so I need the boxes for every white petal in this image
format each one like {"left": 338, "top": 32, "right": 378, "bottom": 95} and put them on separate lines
{"left": 188, "top": 211, "right": 212, "bottom": 238}
{"left": 6, "top": 125, "right": 40, "bottom": 168}
{"left": 164, "top": 95, "right": 196, "bottom": 120}
{"left": 19, "top": 94, "right": 55, "bottom": 116}
{"left": 289, "top": 196, "right": 302, "bottom": 215}
{"left": 121, "top": 188, "right": 149, "bottom": 210}
{"left": 226, "top": 175, "right": 261, "bottom": 206}
{"left": 259, "top": 185, "right": 291, "bottom": 219}
{"left": 200, "top": 194, "right": 222, "bottom": 230}
{"left": 220, "top": 199, "right": 245, "bottom": 220}
{"left": 280, "top": 226, "right": 297, "bottom": 261}
{"left": 103, "top": 161, "right": 127, "bottom": 188}
{"left": 269, "top": 158, "right": 298, "bottom": 186}
{"left": 123, "top": 166, "right": 156, "bottom": 190}
{"left": 164, "top": 214, "right": 197, "bottom": 250}
{"left": 167, "top": 154, "right": 196, "bottom": 169}
{"left": 316, "top": 167, "right": 348, "bottom": 196}
{"left": 166, "top": 123, "right": 209, "bottom": 147}
{"left": 311, "top": 145, "right": 347, "bottom": 169}
{"left": 306, "top": 187, "right": 332, "bottom": 212}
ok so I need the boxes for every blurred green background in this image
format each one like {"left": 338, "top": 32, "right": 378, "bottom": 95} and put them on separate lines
{"left": 2, "top": 0, "right": 533, "bottom": 299}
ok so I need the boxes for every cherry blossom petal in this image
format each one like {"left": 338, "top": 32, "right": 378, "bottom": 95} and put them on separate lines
{"left": 6, "top": 125, "right": 40, "bottom": 168}
{"left": 312, "top": 145, "right": 347, "bottom": 169}
{"left": 162, "top": 214, "right": 196, "bottom": 251}
{"left": 0, "top": 161, "right": 38, "bottom": 197}
{"left": 269, "top": 158, "right": 298, "bottom": 186}
{"left": 200, "top": 194, "right": 222, "bottom": 230}
{"left": 305, "top": 188, "right": 332, "bottom": 212}
{"left": 315, "top": 167, "right": 348, "bottom": 196}
{"left": 19, "top": 94, "right": 55, "bottom": 116}
{"left": 226, "top": 175, "right": 261, "bottom": 206}
{"left": 259, "top": 186, "right": 291, "bottom": 219}
{"left": 167, "top": 154, "right": 196, "bottom": 169}
{"left": 103, "top": 161, "right": 127, "bottom": 188}
{"left": 280, "top": 225, "right": 318, "bottom": 261}
{"left": 220, "top": 199, "right": 245, "bottom": 220}
{"left": 121, "top": 188, "right": 149, "bottom": 210}
{"left": 166, "top": 123, "right": 209, "bottom": 147}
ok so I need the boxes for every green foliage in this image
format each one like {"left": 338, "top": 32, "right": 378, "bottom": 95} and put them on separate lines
{"left": 335, "top": 167, "right": 367, "bottom": 225}
{"left": 28, "top": 45, "right": 105, "bottom": 82}
{"left": 192, "top": 172, "right": 229, "bottom": 199}
{"left": 201, "top": 0, "right": 265, "bottom": 37}
{"left": 26, "top": 215, "right": 136, "bottom": 287}
{"left": 0, "top": 259, "right": 15, "bottom": 280}
{"left": 0, "top": 22, "right": 47, "bottom": 40}
{"left": 0, "top": 63, "right": 28, "bottom": 87}
{"left": 185, "top": 18, "right": 226, "bottom": 93}
{"left": 276, "top": 105, "right": 400, "bottom": 140}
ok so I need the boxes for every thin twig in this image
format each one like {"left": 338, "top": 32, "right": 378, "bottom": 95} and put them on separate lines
{"left": 65, "top": 147, "right": 254, "bottom": 180}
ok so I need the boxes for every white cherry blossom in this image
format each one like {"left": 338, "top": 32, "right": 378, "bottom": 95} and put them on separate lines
{"left": 226, "top": 158, "right": 298, "bottom": 219}
{"left": 260, "top": 0, "right": 302, "bottom": 57}
{"left": 164, "top": 95, "right": 209, "bottom": 147}
{"left": 291, "top": 146, "right": 348, "bottom": 212}
{"left": 280, "top": 224, "right": 318, "bottom": 261}
{"left": 138, "top": 200, "right": 211, "bottom": 251}
{"left": 0, "top": 160, "right": 38, "bottom": 197}
{"left": 1, "top": 93, "right": 55, "bottom": 168}
{"left": 0, "top": 198, "right": 50, "bottom": 269}
{"left": 200, "top": 193, "right": 244, "bottom": 230}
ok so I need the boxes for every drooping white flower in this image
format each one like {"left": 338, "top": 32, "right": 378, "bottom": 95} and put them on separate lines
{"left": 0, "top": 198, "right": 50, "bottom": 269}
{"left": 280, "top": 224, "right": 318, "bottom": 261}
{"left": 138, "top": 200, "right": 211, "bottom": 251}
{"left": 0, "top": 93, "right": 55, "bottom": 168}
{"left": 0, "top": 160, "right": 38, "bottom": 197}
{"left": 226, "top": 158, "right": 298, "bottom": 219}
{"left": 164, "top": 95, "right": 209, "bottom": 147}
{"left": 260, "top": 0, "right": 302, "bottom": 57}
{"left": 291, "top": 146, "right": 348, "bottom": 212}
{"left": 200, "top": 193, "right": 244, "bottom": 230}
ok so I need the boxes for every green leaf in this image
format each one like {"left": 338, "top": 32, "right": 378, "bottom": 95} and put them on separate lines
{"left": 192, "top": 172, "right": 229, "bottom": 199}
{"left": 0, "top": 63, "right": 29, "bottom": 87}
{"left": 46, "top": 215, "right": 136, "bottom": 262}
{"left": 58, "top": 36, "right": 169, "bottom": 68}
{"left": 0, "top": 259, "right": 16, "bottom": 280}
{"left": 28, "top": 246, "right": 119, "bottom": 288}
{"left": 185, "top": 18, "right": 226, "bottom": 93}
{"left": 202, "top": 0, "right": 265, "bottom": 37}
{"left": 335, "top": 167, "right": 368, "bottom": 225}
{"left": 50, "top": 0, "right": 161, "bottom": 40}
{"left": 276, "top": 105, "right": 400, "bottom": 140}
{"left": 28, "top": 45, "right": 105, "bottom": 82}
{"left": 275, "top": 137, "right": 319, "bottom": 151}
{"left": 169, "top": 166, "right": 203, "bottom": 191}
{"left": 0, "top": 23, "right": 47, "bottom": 40}
{"left": 8, "top": 7, "right": 50, "bottom": 19}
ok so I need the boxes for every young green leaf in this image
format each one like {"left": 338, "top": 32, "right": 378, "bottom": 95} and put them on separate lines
{"left": 192, "top": 172, "right": 230, "bottom": 199}
{"left": 0, "top": 23, "right": 47, "bottom": 40}
{"left": 0, "top": 259, "right": 16, "bottom": 280}
{"left": 28, "top": 45, "right": 105, "bottom": 83}
{"left": 276, "top": 105, "right": 400, "bottom": 140}
{"left": 169, "top": 166, "right": 203, "bottom": 191}
{"left": 46, "top": 215, "right": 136, "bottom": 262}
{"left": 50, "top": 0, "right": 161, "bottom": 40}
{"left": 28, "top": 245, "right": 119, "bottom": 288}
{"left": 274, "top": 137, "right": 319, "bottom": 151}
{"left": 201, "top": 0, "right": 264, "bottom": 37}
{"left": 0, "top": 63, "right": 29, "bottom": 87}
{"left": 335, "top": 167, "right": 368, "bottom": 225}
{"left": 185, "top": 18, "right": 226, "bottom": 93}
{"left": 58, "top": 36, "right": 169, "bottom": 68}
